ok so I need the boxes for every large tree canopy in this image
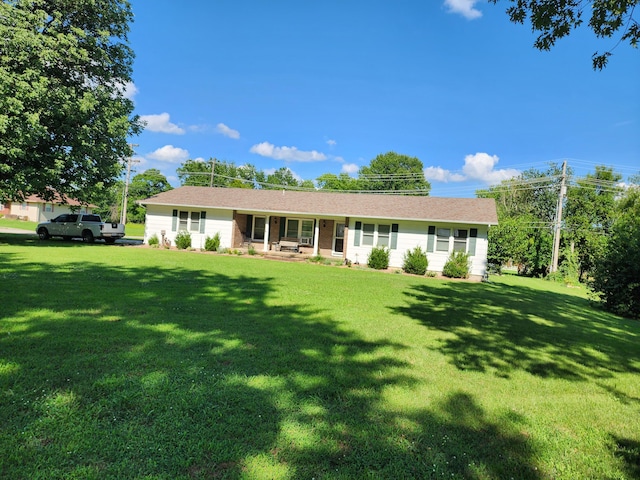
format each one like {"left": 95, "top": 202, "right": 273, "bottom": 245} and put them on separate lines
{"left": 126, "top": 169, "right": 172, "bottom": 223}
{"left": 358, "top": 152, "right": 431, "bottom": 195}
{"left": 0, "top": 0, "right": 141, "bottom": 204}
{"left": 489, "top": 0, "right": 639, "bottom": 69}
{"left": 591, "top": 187, "right": 640, "bottom": 319}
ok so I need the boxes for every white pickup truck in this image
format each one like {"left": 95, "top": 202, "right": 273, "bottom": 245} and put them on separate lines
{"left": 36, "top": 213, "right": 125, "bottom": 244}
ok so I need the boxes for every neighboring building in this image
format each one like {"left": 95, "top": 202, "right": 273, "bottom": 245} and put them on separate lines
{"left": 0, "top": 200, "right": 10, "bottom": 217}
{"left": 7, "top": 194, "right": 94, "bottom": 222}
{"left": 139, "top": 186, "right": 498, "bottom": 278}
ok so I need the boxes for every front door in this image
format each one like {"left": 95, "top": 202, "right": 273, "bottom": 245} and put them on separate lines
{"left": 334, "top": 222, "right": 345, "bottom": 253}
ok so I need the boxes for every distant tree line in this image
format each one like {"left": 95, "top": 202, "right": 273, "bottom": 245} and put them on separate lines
{"left": 176, "top": 152, "right": 431, "bottom": 194}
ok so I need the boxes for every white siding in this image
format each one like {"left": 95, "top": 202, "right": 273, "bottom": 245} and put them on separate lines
{"left": 144, "top": 206, "right": 234, "bottom": 249}
{"left": 345, "top": 219, "right": 490, "bottom": 277}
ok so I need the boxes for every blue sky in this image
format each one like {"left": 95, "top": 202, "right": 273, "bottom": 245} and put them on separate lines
{"left": 125, "top": 0, "right": 639, "bottom": 196}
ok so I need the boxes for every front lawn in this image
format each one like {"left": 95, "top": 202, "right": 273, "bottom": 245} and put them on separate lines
{"left": 1, "top": 235, "right": 638, "bottom": 479}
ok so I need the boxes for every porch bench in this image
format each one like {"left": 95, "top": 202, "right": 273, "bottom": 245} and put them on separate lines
{"left": 278, "top": 237, "right": 300, "bottom": 252}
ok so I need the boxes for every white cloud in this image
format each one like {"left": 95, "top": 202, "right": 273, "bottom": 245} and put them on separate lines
{"left": 216, "top": 123, "right": 240, "bottom": 139}
{"left": 122, "top": 81, "right": 138, "bottom": 100}
{"left": 462, "top": 153, "right": 520, "bottom": 183}
{"left": 140, "top": 113, "right": 185, "bottom": 134}
{"left": 147, "top": 145, "right": 190, "bottom": 163}
{"left": 424, "top": 166, "right": 466, "bottom": 182}
{"left": 341, "top": 163, "right": 359, "bottom": 174}
{"left": 424, "top": 153, "right": 520, "bottom": 184}
{"left": 326, "top": 139, "right": 337, "bottom": 147}
{"left": 249, "top": 142, "right": 327, "bottom": 162}
{"left": 444, "top": 0, "right": 482, "bottom": 20}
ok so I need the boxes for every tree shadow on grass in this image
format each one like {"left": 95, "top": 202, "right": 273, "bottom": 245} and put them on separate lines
{"left": 1, "top": 246, "right": 545, "bottom": 478}
{"left": 612, "top": 436, "right": 640, "bottom": 479}
{"left": 393, "top": 281, "right": 640, "bottom": 380}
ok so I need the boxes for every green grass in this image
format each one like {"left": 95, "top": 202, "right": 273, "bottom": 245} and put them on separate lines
{"left": 1, "top": 234, "right": 639, "bottom": 479}
{"left": 0, "top": 217, "right": 38, "bottom": 231}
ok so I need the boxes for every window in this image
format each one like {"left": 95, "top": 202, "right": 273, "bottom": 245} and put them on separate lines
{"left": 454, "top": 229, "right": 468, "bottom": 252}
{"left": 21, "top": 202, "right": 28, "bottom": 210}
{"left": 285, "top": 218, "right": 315, "bottom": 244}
{"left": 190, "top": 212, "right": 200, "bottom": 232}
{"left": 436, "top": 228, "right": 450, "bottom": 252}
{"left": 179, "top": 211, "right": 189, "bottom": 230}
{"left": 362, "top": 223, "right": 375, "bottom": 246}
{"left": 286, "top": 219, "right": 299, "bottom": 238}
{"left": 44, "top": 203, "right": 53, "bottom": 212}
{"left": 377, "top": 224, "right": 390, "bottom": 247}
{"left": 253, "top": 216, "right": 266, "bottom": 240}
{"left": 301, "top": 220, "right": 313, "bottom": 240}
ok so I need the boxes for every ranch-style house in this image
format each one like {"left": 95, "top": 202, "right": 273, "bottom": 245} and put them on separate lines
{"left": 139, "top": 186, "right": 498, "bottom": 278}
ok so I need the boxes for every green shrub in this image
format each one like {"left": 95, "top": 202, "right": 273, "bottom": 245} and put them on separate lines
{"left": 174, "top": 230, "right": 192, "bottom": 250}
{"left": 442, "top": 251, "right": 471, "bottom": 278}
{"left": 367, "top": 246, "right": 390, "bottom": 270}
{"left": 148, "top": 234, "right": 159, "bottom": 246}
{"left": 204, "top": 232, "right": 220, "bottom": 252}
{"left": 247, "top": 245, "right": 257, "bottom": 255}
{"left": 403, "top": 246, "right": 428, "bottom": 275}
{"left": 307, "top": 255, "right": 325, "bottom": 264}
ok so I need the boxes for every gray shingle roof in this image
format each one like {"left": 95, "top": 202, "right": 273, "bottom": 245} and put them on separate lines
{"left": 140, "top": 186, "right": 498, "bottom": 225}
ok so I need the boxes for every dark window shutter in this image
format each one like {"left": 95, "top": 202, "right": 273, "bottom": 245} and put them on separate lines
{"left": 172, "top": 209, "right": 178, "bottom": 231}
{"left": 245, "top": 215, "right": 253, "bottom": 238}
{"left": 279, "top": 217, "right": 286, "bottom": 238}
{"left": 200, "top": 211, "right": 206, "bottom": 233}
{"left": 390, "top": 223, "right": 399, "bottom": 249}
{"left": 354, "top": 221, "right": 362, "bottom": 246}
{"left": 468, "top": 228, "right": 478, "bottom": 256}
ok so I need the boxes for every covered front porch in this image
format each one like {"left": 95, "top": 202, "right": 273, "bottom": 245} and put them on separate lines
{"left": 231, "top": 211, "right": 348, "bottom": 259}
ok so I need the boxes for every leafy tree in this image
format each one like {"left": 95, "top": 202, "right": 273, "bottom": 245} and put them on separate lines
{"left": 487, "top": 215, "right": 533, "bottom": 270}
{"left": 264, "top": 167, "right": 300, "bottom": 189}
{"left": 316, "top": 173, "right": 362, "bottom": 191}
{"left": 489, "top": 0, "right": 639, "bottom": 69}
{"left": 92, "top": 180, "right": 124, "bottom": 223}
{"left": 129, "top": 169, "right": 172, "bottom": 200}
{"left": 478, "top": 163, "right": 564, "bottom": 275}
{"left": 126, "top": 169, "right": 172, "bottom": 223}
{"left": 358, "top": 152, "right": 431, "bottom": 195}
{"left": 564, "top": 166, "right": 622, "bottom": 279}
{"left": 591, "top": 187, "right": 640, "bottom": 319}
{"left": 177, "top": 159, "right": 264, "bottom": 188}
{"left": 0, "top": 0, "right": 141, "bottom": 204}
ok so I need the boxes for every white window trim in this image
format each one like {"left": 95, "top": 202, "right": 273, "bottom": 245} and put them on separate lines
{"left": 252, "top": 216, "right": 266, "bottom": 241}
{"left": 362, "top": 223, "right": 392, "bottom": 248}
{"left": 190, "top": 211, "right": 201, "bottom": 232}
{"left": 434, "top": 227, "right": 471, "bottom": 253}
{"left": 285, "top": 218, "right": 314, "bottom": 244}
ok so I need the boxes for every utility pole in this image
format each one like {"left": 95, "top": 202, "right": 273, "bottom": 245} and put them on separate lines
{"left": 550, "top": 160, "right": 567, "bottom": 272}
{"left": 209, "top": 157, "right": 216, "bottom": 187}
{"left": 120, "top": 144, "right": 139, "bottom": 225}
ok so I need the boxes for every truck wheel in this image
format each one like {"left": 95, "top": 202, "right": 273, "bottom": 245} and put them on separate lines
{"left": 38, "top": 228, "right": 50, "bottom": 240}
{"left": 105, "top": 238, "right": 116, "bottom": 245}
{"left": 82, "top": 230, "right": 95, "bottom": 243}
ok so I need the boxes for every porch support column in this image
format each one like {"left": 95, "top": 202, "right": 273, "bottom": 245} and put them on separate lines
{"left": 263, "top": 215, "right": 270, "bottom": 252}
{"left": 313, "top": 218, "right": 320, "bottom": 256}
